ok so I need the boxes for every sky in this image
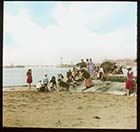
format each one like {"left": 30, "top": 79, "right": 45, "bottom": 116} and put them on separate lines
{"left": 3, "top": 1, "right": 137, "bottom": 65}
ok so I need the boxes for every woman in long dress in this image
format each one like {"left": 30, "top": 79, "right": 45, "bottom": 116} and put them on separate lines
{"left": 125, "top": 67, "right": 134, "bottom": 96}
{"left": 26, "top": 68, "right": 32, "bottom": 89}
{"left": 88, "top": 58, "right": 94, "bottom": 77}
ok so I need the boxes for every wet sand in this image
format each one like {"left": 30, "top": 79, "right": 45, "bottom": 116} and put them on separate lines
{"left": 3, "top": 86, "right": 136, "bottom": 129}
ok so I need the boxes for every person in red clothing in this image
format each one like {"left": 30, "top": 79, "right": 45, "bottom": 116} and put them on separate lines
{"left": 96, "top": 67, "right": 104, "bottom": 81}
{"left": 125, "top": 66, "right": 134, "bottom": 96}
{"left": 26, "top": 68, "right": 32, "bottom": 89}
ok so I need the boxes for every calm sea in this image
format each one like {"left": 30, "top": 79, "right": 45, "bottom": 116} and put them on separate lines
{"left": 3, "top": 66, "right": 70, "bottom": 87}
{"left": 3, "top": 66, "right": 137, "bottom": 88}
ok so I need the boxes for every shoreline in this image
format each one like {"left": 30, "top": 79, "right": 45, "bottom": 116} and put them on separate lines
{"left": 3, "top": 86, "right": 135, "bottom": 96}
{"left": 3, "top": 80, "right": 129, "bottom": 96}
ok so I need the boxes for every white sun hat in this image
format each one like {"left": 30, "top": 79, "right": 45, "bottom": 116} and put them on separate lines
{"left": 100, "top": 68, "right": 104, "bottom": 73}
{"left": 127, "top": 66, "right": 132, "bottom": 69}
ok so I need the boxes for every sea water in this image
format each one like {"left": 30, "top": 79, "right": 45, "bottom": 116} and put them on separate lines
{"left": 3, "top": 66, "right": 137, "bottom": 88}
{"left": 3, "top": 66, "right": 70, "bottom": 87}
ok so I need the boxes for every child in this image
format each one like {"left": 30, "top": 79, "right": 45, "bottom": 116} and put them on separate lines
{"left": 43, "top": 74, "right": 49, "bottom": 92}
{"left": 36, "top": 80, "right": 45, "bottom": 92}
{"left": 26, "top": 68, "right": 32, "bottom": 89}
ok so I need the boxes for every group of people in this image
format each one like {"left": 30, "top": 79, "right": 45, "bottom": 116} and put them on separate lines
{"left": 36, "top": 74, "right": 68, "bottom": 92}
{"left": 25, "top": 59, "right": 106, "bottom": 92}
{"left": 26, "top": 59, "right": 136, "bottom": 96}
{"left": 79, "top": 59, "right": 105, "bottom": 80}
{"left": 78, "top": 59, "right": 105, "bottom": 87}
{"left": 26, "top": 68, "right": 73, "bottom": 92}
{"left": 36, "top": 74, "right": 50, "bottom": 92}
{"left": 66, "top": 58, "right": 103, "bottom": 89}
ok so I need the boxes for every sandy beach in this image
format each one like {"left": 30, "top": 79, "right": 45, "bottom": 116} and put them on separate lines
{"left": 3, "top": 85, "right": 137, "bottom": 129}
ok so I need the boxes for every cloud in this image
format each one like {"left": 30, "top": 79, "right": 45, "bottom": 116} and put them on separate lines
{"left": 3, "top": 2, "right": 137, "bottom": 65}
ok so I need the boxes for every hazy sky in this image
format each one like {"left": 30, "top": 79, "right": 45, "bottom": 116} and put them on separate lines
{"left": 3, "top": 1, "right": 137, "bottom": 65}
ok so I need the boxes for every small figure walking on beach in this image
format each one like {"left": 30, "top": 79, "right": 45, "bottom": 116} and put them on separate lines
{"left": 26, "top": 68, "right": 32, "bottom": 89}
{"left": 125, "top": 66, "right": 134, "bottom": 96}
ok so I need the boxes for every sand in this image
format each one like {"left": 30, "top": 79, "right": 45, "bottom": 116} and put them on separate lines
{"left": 3, "top": 86, "right": 137, "bottom": 129}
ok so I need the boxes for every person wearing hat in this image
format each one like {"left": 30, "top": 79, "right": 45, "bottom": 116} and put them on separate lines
{"left": 43, "top": 74, "right": 49, "bottom": 92}
{"left": 36, "top": 80, "right": 45, "bottom": 92}
{"left": 48, "top": 76, "right": 57, "bottom": 91}
{"left": 125, "top": 66, "right": 134, "bottom": 96}
{"left": 26, "top": 68, "right": 33, "bottom": 89}
{"left": 97, "top": 68, "right": 104, "bottom": 80}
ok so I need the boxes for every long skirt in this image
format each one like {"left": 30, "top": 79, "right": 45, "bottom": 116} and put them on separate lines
{"left": 84, "top": 77, "right": 93, "bottom": 88}
{"left": 125, "top": 78, "right": 133, "bottom": 90}
{"left": 27, "top": 75, "right": 32, "bottom": 84}
{"left": 89, "top": 68, "right": 94, "bottom": 76}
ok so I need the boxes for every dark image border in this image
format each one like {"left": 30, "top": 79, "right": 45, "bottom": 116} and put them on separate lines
{"left": 0, "top": 0, "right": 139, "bottom": 132}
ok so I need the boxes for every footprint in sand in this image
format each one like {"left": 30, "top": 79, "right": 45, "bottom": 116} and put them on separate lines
{"left": 77, "top": 96, "right": 82, "bottom": 99}
{"left": 20, "top": 104, "right": 27, "bottom": 107}
{"left": 93, "top": 116, "right": 101, "bottom": 119}
{"left": 77, "top": 106, "right": 82, "bottom": 109}
{"left": 103, "top": 105, "right": 108, "bottom": 108}
{"left": 55, "top": 120, "right": 62, "bottom": 126}
{"left": 77, "top": 118, "right": 83, "bottom": 120}
{"left": 53, "top": 100, "right": 58, "bottom": 103}
{"left": 131, "top": 115, "right": 135, "bottom": 118}
{"left": 73, "top": 118, "right": 84, "bottom": 124}
{"left": 79, "top": 121, "right": 83, "bottom": 123}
